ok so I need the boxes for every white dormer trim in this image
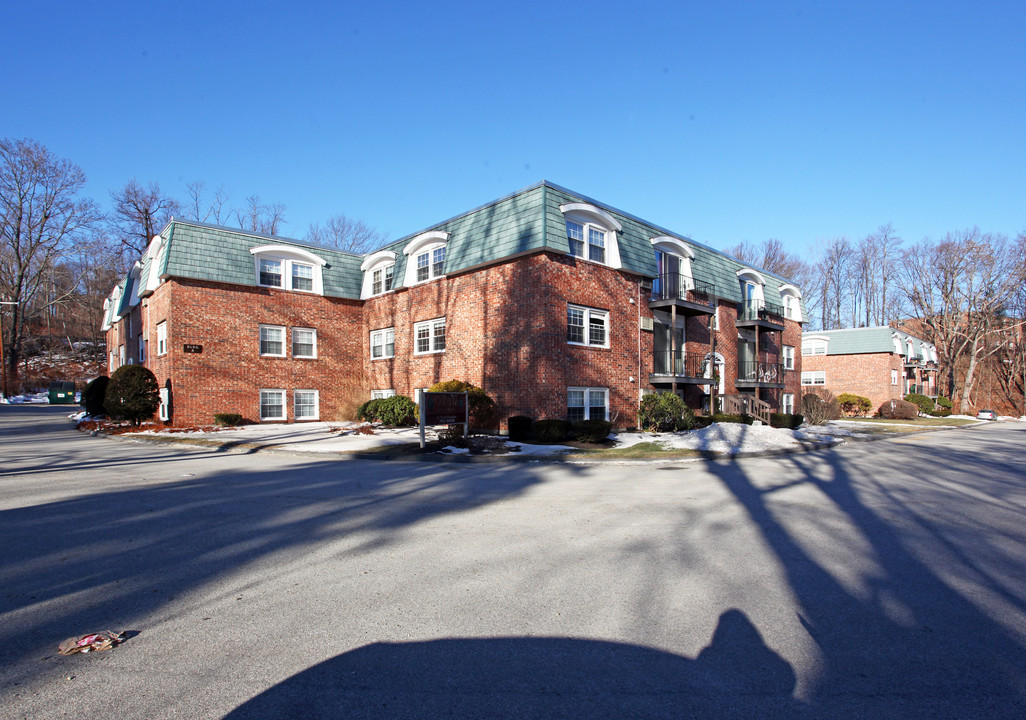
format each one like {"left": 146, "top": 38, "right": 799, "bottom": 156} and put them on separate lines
{"left": 249, "top": 244, "right": 328, "bottom": 267}
{"left": 650, "top": 236, "right": 695, "bottom": 258}
{"left": 778, "top": 283, "right": 803, "bottom": 321}
{"left": 559, "top": 203, "right": 624, "bottom": 232}
{"left": 403, "top": 231, "right": 449, "bottom": 257}
{"left": 736, "top": 268, "right": 766, "bottom": 285}
{"left": 892, "top": 334, "right": 903, "bottom": 354}
{"left": 778, "top": 283, "right": 802, "bottom": 298}
{"left": 360, "top": 250, "right": 397, "bottom": 272}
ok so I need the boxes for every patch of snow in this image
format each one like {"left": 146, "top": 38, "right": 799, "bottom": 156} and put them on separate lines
{"left": 501, "top": 441, "right": 575, "bottom": 455}
{"left": 440, "top": 446, "right": 470, "bottom": 454}
{"left": 1, "top": 392, "right": 49, "bottom": 404}
{"left": 658, "top": 423, "right": 805, "bottom": 455}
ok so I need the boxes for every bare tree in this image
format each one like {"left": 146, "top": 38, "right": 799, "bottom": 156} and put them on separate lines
{"left": 305, "top": 214, "right": 387, "bottom": 253}
{"left": 184, "top": 181, "right": 231, "bottom": 225}
{"left": 236, "top": 195, "right": 287, "bottom": 236}
{"left": 804, "top": 237, "right": 853, "bottom": 330}
{"left": 899, "top": 230, "right": 1026, "bottom": 413}
{"left": 108, "top": 179, "right": 181, "bottom": 256}
{"left": 0, "top": 138, "right": 100, "bottom": 386}
{"left": 724, "top": 238, "right": 811, "bottom": 288}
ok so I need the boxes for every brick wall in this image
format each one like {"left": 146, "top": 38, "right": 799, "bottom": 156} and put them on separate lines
{"left": 802, "top": 352, "right": 903, "bottom": 412}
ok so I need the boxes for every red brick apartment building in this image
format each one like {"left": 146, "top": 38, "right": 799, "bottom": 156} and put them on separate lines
{"left": 102, "top": 182, "right": 806, "bottom": 429}
{"left": 800, "top": 327, "right": 940, "bottom": 412}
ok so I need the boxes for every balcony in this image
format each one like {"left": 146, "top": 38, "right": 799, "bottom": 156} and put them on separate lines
{"left": 649, "top": 273, "right": 715, "bottom": 316}
{"left": 736, "top": 300, "right": 785, "bottom": 331}
{"left": 736, "top": 360, "right": 786, "bottom": 388}
{"left": 650, "top": 351, "right": 714, "bottom": 385}
{"left": 904, "top": 354, "right": 925, "bottom": 368}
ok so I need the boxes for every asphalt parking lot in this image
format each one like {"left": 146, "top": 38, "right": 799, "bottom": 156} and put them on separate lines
{"left": 2, "top": 405, "right": 1026, "bottom": 719}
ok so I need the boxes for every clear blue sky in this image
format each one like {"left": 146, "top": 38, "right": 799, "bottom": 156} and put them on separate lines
{"left": 4, "top": 1, "right": 1024, "bottom": 257}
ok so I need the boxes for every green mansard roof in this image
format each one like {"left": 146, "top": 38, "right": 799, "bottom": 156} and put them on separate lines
{"left": 118, "top": 181, "right": 807, "bottom": 308}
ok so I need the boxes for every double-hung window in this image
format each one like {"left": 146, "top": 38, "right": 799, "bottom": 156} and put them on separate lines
{"left": 414, "top": 318, "right": 446, "bottom": 354}
{"left": 156, "top": 321, "right": 167, "bottom": 356}
{"left": 782, "top": 393, "right": 795, "bottom": 414}
{"left": 567, "top": 387, "right": 608, "bottom": 422}
{"left": 782, "top": 346, "right": 795, "bottom": 370}
{"left": 415, "top": 246, "right": 446, "bottom": 283}
{"left": 292, "top": 263, "right": 314, "bottom": 291}
{"left": 567, "top": 305, "right": 609, "bottom": 347}
{"left": 801, "top": 371, "right": 826, "bottom": 386}
{"left": 260, "top": 389, "right": 286, "bottom": 421}
{"left": 260, "top": 325, "right": 285, "bottom": 357}
{"left": 802, "top": 340, "right": 827, "bottom": 356}
{"left": 259, "top": 259, "right": 283, "bottom": 287}
{"left": 293, "top": 328, "right": 317, "bottom": 359}
{"left": 371, "top": 389, "right": 396, "bottom": 400}
{"left": 372, "top": 264, "right": 394, "bottom": 295}
{"left": 294, "top": 390, "right": 319, "bottom": 420}
{"left": 565, "top": 221, "right": 606, "bottom": 263}
{"left": 370, "top": 328, "right": 395, "bottom": 359}
{"left": 561, "top": 204, "right": 622, "bottom": 268}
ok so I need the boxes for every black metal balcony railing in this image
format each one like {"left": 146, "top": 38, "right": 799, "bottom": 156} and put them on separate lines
{"left": 904, "top": 355, "right": 925, "bottom": 367}
{"left": 653, "top": 351, "right": 709, "bottom": 378}
{"left": 737, "top": 360, "right": 786, "bottom": 384}
{"left": 737, "top": 300, "right": 785, "bottom": 323}
{"left": 651, "top": 273, "right": 715, "bottom": 304}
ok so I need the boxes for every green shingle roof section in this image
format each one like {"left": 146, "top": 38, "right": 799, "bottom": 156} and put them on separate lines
{"left": 157, "top": 220, "right": 364, "bottom": 299}
{"left": 810, "top": 327, "right": 936, "bottom": 357}
{"left": 135, "top": 181, "right": 807, "bottom": 308}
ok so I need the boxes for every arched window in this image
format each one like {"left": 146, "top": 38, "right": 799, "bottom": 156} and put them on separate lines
{"left": 360, "top": 250, "right": 398, "bottom": 299}
{"left": 250, "top": 245, "right": 327, "bottom": 295}
{"left": 402, "top": 231, "right": 449, "bottom": 286}
{"left": 559, "top": 203, "right": 622, "bottom": 268}
{"left": 737, "top": 269, "right": 766, "bottom": 318}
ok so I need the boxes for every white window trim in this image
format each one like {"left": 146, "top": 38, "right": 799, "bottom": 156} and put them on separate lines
{"left": 891, "top": 369, "right": 899, "bottom": 386}
{"left": 156, "top": 321, "right": 168, "bottom": 357}
{"left": 567, "top": 386, "right": 610, "bottom": 421}
{"left": 567, "top": 304, "right": 610, "bottom": 348}
{"left": 370, "top": 327, "right": 395, "bottom": 360}
{"left": 294, "top": 389, "right": 320, "bottom": 421}
{"left": 259, "top": 324, "right": 286, "bottom": 357}
{"left": 259, "top": 389, "right": 286, "bottom": 422}
{"left": 292, "top": 327, "right": 317, "bottom": 359}
{"left": 402, "top": 231, "right": 449, "bottom": 286}
{"left": 560, "top": 203, "right": 623, "bottom": 269}
{"left": 801, "top": 371, "right": 826, "bottom": 386}
{"left": 782, "top": 393, "right": 795, "bottom": 415}
{"left": 250, "top": 245, "right": 326, "bottom": 295}
{"left": 783, "top": 345, "right": 795, "bottom": 370}
{"left": 360, "top": 250, "right": 399, "bottom": 299}
{"left": 414, "top": 317, "right": 446, "bottom": 355}
{"left": 371, "top": 389, "right": 396, "bottom": 400}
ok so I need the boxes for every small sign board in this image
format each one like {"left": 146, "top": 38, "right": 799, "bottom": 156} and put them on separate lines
{"left": 183, "top": 344, "right": 203, "bottom": 354}
{"left": 419, "top": 391, "right": 469, "bottom": 448}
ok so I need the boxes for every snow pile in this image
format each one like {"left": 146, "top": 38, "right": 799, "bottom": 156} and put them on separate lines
{"left": 660, "top": 422, "right": 804, "bottom": 455}
{"left": 0, "top": 392, "right": 49, "bottom": 404}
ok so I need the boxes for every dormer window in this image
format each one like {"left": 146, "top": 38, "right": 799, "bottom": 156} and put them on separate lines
{"left": 778, "top": 284, "right": 803, "bottom": 322}
{"left": 402, "top": 231, "right": 449, "bottom": 287}
{"left": 250, "top": 245, "right": 327, "bottom": 294}
{"left": 559, "top": 203, "right": 623, "bottom": 268}
{"left": 361, "top": 250, "right": 399, "bottom": 299}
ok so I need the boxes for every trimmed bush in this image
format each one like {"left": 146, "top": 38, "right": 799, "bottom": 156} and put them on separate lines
{"left": 837, "top": 393, "right": 872, "bottom": 417}
{"left": 878, "top": 399, "right": 919, "bottom": 420}
{"left": 711, "top": 413, "right": 747, "bottom": 424}
{"left": 357, "top": 399, "right": 383, "bottom": 422}
{"left": 375, "top": 395, "right": 418, "bottom": 426}
{"left": 770, "top": 413, "right": 803, "bottom": 429}
{"left": 638, "top": 392, "right": 696, "bottom": 432}
{"left": 928, "top": 408, "right": 952, "bottom": 417}
{"left": 904, "top": 393, "right": 934, "bottom": 414}
{"left": 936, "top": 396, "right": 953, "bottom": 409}
{"left": 693, "top": 415, "right": 715, "bottom": 428}
{"left": 214, "top": 413, "right": 243, "bottom": 427}
{"left": 507, "top": 416, "right": 532, "bottom": 442}
{"left": 572, "top": 419, "right": 613, "bottom": 443}
{"left": 427, "top": 380, "right": 497, "bottom": 430}
{"left": 533, "top": 419, "right": 571, "bottom": 443}
{"left": 104, "top": 365, "right": 160, "bottom": 425}
{"left": 81, "top": 375, "right": 109, "bottom": 417}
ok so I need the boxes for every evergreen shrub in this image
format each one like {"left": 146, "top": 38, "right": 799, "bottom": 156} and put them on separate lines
{"left": 81, "top": 376, "right": 109, "bottom": 417}
{"left": 104, "top": 365, "right": 159, "bottom": 425}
